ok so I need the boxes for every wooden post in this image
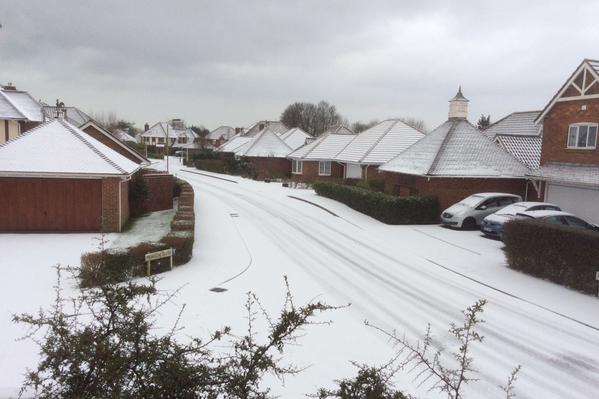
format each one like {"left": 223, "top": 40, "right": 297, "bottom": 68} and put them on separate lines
{"left": 147, "top": 260, "right": 151, "bottom": 276}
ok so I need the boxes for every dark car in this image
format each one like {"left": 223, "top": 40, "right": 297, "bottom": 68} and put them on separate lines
{"left": 515, "top": 210, "right": 599, "bottom": 232}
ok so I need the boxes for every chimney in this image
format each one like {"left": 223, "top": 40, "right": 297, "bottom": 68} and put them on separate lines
{"left": 448, "top": 86, "right": 469, "bottom": 120}
{"left": 2, "top": 82, "right": 17, "bottom": 91}
{"left": 144, "top": 123, "right": 149, "bottom": 132}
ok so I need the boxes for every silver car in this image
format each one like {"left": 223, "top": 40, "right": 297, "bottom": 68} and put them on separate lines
{"left": 441, "top": 193, "right": 522, "bottom": 229}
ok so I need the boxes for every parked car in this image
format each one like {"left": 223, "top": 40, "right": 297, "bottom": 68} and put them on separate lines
{"left": 514, "top": 210, "right": 599, "bottom": 232}
{"left": 440, "top": 193, "right": 522, "bottom": 229}
{"left": 481, "top": 202, "right": 561, "bottom": 239}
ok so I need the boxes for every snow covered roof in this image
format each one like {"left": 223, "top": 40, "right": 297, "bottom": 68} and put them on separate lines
{"left": 483, "top": 111, "right": 543, "bottom": 170}
{"left": 218, "top": 135, "right": 254, "bottom": 154}
{"left": 335, "top": 119, "right": 424, "bottom": 165}
{"left": 141, "top": 122, "right": 199, "bottom": 140}
{"left": 380, "top": 119, "right": 530, "bottom": 178}
{"left": 238, "top": 128, "right": 292, "bottom": 158}
{"left": 0, "top": 94, "right": 24, "bottom": 120}
{"left": 323, "top": 125, "right": 354, "bottom": 135}
{"left": 279, "top": 127, "right": 312, "bottom": 150}
{"left": 41, "top": 106, "right": 94, "bottom": 127}
{"left": 112, "top": 128, "right": 137, "bottom": 143}
{"left": 288, "top": 131, "right": 356, "bottom": 161}
{"left": 495, "top": 135, "right": 542, "bottom": 169}
{"left": 529, "top": 162, "right": 599, "bottom": 187}
{"left": 0, "top": 119, "right": 140, "bottom": 177}
{"left": 244, "top": 121, "right": 288, "bottom": 137}
{"left": 207, "top": 126, "right": 236, "bottom": 141}
{"left": 0, "top": 88, "right": 43, "bottom": 121}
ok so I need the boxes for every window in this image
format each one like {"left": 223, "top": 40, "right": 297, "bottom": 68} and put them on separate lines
{"left": 318, "top": 161, "right": 331, "bottom": 176}
{"left": 292, "top": 160, "right": 303, "bottom": 174}
{"left": 563, "top": 216, "right": 592, "bottom": 229}
{"left": 567, "top": 123, "right": 597, "bottom": 149}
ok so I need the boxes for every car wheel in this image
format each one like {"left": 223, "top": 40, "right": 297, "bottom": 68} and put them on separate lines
{"left": 462, "top": 217, "right": 477, "bottom": 230}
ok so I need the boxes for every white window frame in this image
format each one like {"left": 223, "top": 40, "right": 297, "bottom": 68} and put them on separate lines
{"left": 567, "top": 123, "right": 597, "bottom": 149}
{"left": 318, "top": 161, "right": 332, "bottom": 176}
{"left": 292, "top": 159, "right": 303, "bottom": 174}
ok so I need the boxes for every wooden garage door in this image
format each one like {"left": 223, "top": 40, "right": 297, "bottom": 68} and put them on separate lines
{"left": 0, "top": 178, "right": 103, "bottom": 232}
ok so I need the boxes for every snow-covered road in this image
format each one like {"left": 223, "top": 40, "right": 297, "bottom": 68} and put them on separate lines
{"left": 1, "top": 161, "right": 598, "bottom": 398}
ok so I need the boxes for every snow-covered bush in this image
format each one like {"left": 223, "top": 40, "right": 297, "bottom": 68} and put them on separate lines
{"left": 312, "top": 182, "right": 439, "bottom": 224}
{"left": 503, "top": 219, "right": 599, "bottom": 294}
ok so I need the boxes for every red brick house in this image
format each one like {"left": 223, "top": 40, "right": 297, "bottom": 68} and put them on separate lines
{"left": 0, "top": 119, "right": 141, "bottom": 232}
{"left": 205, "top": 125, "right": 237, "bottom": 149}
{"left": 379, "top": 89, "right": 537, "bottom": 211}
{"left": 529, "top": 59, "right": 599, "bottom": 223}
{"left": 287, "top": 125, "right": 355, "bottom": 182}
{"left": 334, "top": 119, "right": 424, "bottom": 180}
{"left": 236, "top": 128, "right": 293, "bottom": 179}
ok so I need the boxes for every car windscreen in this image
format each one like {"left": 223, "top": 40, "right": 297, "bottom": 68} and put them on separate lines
{"left": 458, "top": 195, "right": 484, "bottom": 207}
{"left": 496, "top": 203, "right": 528, "bottom": 215}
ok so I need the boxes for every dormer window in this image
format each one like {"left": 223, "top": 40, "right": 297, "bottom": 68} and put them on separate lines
{"left": 567, "top": 123, "right": 597, "bottom": 149}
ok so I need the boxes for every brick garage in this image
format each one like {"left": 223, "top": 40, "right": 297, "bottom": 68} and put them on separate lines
{"left": 244, "top": 156, "right": 291, "bottom": 180}
{"left": 383, "top": 172, "right": 541, "bottom": 212}
{"left": 0, "top": 119, "right": 140, "bottom": 232}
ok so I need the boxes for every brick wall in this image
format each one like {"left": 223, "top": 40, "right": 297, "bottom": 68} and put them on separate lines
{"left": 541, "top": 99, "right": 599, "bottom": 166}
{"left": 383, "top": 172, "right": 542, "bottom": 211}
{"left": 101, "top": 178, "right": 124, "bottom": 232}
{"left": 142, "top": 173, "right": 174, "bottom": 212}
{"left": 245, "top": 157, "right": 291, "bottom": 179}
{"left": 291, "top": 160, "right": 345, "bottom": 183}
{"left": 82, "top": 125, "right": 145, "bottom": 164}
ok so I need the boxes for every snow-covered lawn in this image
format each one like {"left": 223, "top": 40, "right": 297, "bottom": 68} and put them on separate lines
{"left": 109, "top": 208, "right": 176, "bottom": 249}
{"left": 1, "top": 159, "right": 598, "bottom": 398}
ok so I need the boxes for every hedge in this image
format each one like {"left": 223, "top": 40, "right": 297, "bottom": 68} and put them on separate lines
{"left": 80, "top": 178, "right": 196, "bottom": 287}
{"left": 312, "top": 182, "right": 439, "bottom": 224}
{"left": 503, "top": 219, "right": 599, "bottom": 295}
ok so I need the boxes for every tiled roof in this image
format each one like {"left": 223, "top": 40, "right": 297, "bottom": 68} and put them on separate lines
{"left": 484, "top": 111, "right": 542, "bottom": 137}
{"left": 323, "top": 125, "right": 354, "bottom": 135}
{"left": 239, "top": 129, "right": 292, "bottom": 158}
{"left": 0, "top": 94, "right": 25, "bottom": 119}
{"left": 288, "top": 132, "right": 356, "bottom": 161}
{"left": 0, "top": 119, "right": 139, "bottom": 177}
{"left": 112, "top": 129, "right": 137, "bottom": 143}
{"left": 495, "top": 135, "right": 542, "bottom": 169}
{"left": 335, "top": 119, "right": 424, "bottom": 165}
{"left": 279, "top": 127, "right": 312, "bottom": 150}
{"left": 218, "top": 135, "right": 254, "bottom": 154}
{"left": 529, "top": 162, "right": 599, "bottom": 186}
{"left": 207, "top": 126, "right": 236, "bottom": 140}
{"left": 0, "top": 89, "right": 43, "bottom": 121}
{"left": 380, "top": 119, "right": 530, "bottom": 178}
{"left": 141, "top": 122, "right": 198, "bottom": 140}
{"left": 244, "top": 121, "right": 288, "bottom": 137}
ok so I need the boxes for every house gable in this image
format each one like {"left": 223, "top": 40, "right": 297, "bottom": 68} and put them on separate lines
{"left": 536, "top": 59, "right": 599, "bottom": 123}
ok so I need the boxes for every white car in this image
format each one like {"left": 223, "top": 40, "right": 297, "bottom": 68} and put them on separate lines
{"left": 481, "top": 202, "right": 561, "bottom": 239}
{"left": 441, "top": 193, "right": 522, "bottom": 229}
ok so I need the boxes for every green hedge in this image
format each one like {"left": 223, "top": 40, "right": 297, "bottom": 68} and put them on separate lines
{"left": 503, "top": 220, "right": 599, "bottom": 295}
{"left": 312, "top": 182, "right": 439, "bottom": 224}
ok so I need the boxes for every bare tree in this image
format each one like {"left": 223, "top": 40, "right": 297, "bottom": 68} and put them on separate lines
{"left": 13, "top": 266, "right": 339, "bottom": 399}
{"left": 351, "top": 119, "right": 379, "bottom": 133}
{"left": 399, "top": 117, "right": 427, "bottom": 133}
{"left": 320, "top": 300, "right": 521, "bottom": 399}
{"left": 477, "top": 115, "right": 491, "bottom": 131}
{"left": 280, "top": 101, "right": 344, "bottom": 136}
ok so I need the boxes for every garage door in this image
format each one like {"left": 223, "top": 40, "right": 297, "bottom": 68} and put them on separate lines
{"left": 345, "top": 163, "right": 362, "bottom": 179}
{"left": 546, "top": 183, "right": 599, "bottom": 224}
{"left": 0, "top": 178, "right": 103, "bottom": 231}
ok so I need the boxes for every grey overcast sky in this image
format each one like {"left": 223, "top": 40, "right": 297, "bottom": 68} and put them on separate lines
{"left": 1, "top": 1, "right": 598, "bottom": 130}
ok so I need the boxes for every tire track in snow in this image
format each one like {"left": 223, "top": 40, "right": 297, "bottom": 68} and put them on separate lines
{"left": 187, "top": 174, "right": 599, "bottom": 398}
